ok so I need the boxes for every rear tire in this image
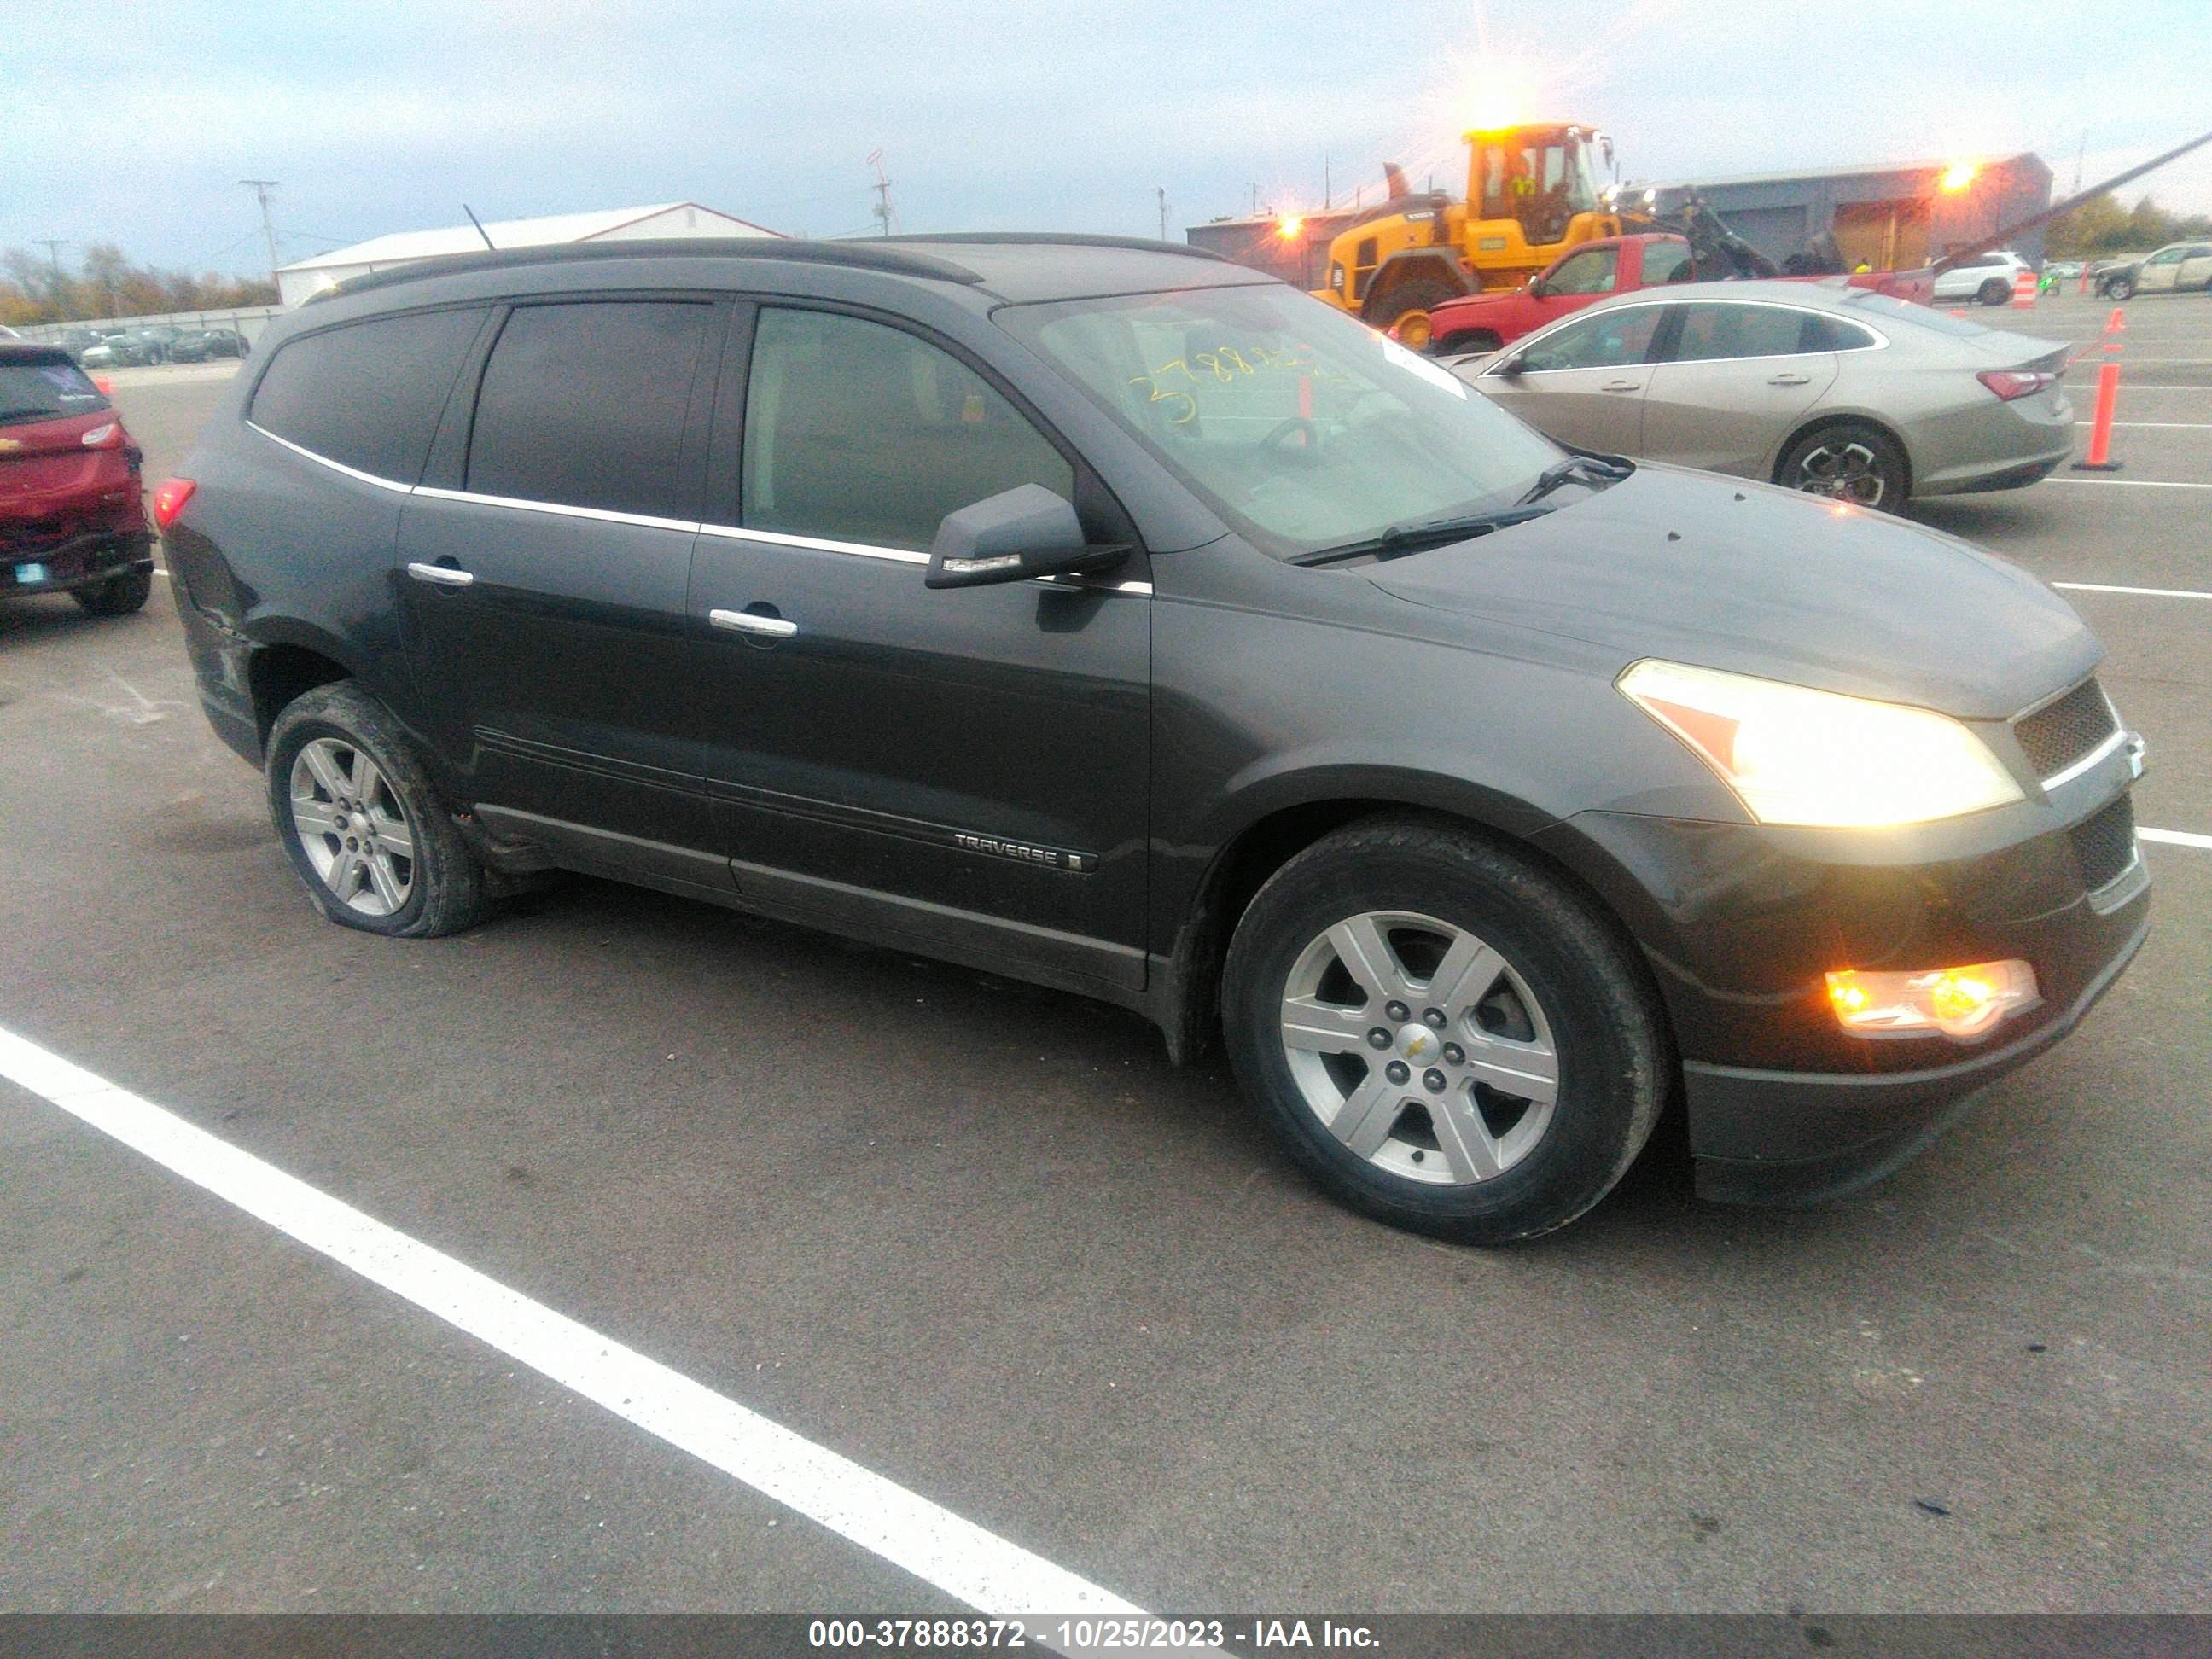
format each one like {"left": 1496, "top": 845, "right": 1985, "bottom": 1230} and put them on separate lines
{"left": 1778, "top": 421, "right": 1909, "bottom": 510}
{"left": 72, "top": 566, "right": 153, "bottom": 616}
{"left": 1977, "top": 278, "right": 2011, "bottom": 306}
{"left": 1221, "top": 817, "right": 1668, "bottom": 1244}
{"left": 265, "top": 683, "right": 489, "bottom": 939}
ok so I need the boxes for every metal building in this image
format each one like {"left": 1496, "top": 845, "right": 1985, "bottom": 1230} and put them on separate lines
{"left": 1184, "top": 207, "right": 1365, "bottom": 291}
{"left": 275, "top": 202, "right": 781, "bottom": 307}
{"left": 1655, "top": 154, "right": 2052, "bottom": 271}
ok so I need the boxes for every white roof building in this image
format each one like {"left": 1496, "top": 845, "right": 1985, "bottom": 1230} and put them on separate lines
{"left": 276, "top": 202, "right": 780, "bottom": 306}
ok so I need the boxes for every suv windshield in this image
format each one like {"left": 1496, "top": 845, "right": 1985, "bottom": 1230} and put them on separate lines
{"left": 998, "top": 282, "right": 1563, "bottom": 559}
{"left": 0, "top": 358, "right": 110, "bottom": 423}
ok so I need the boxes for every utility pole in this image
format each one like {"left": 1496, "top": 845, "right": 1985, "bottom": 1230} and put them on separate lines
{"left": 2072, "top": 131, "right": 2087, "bottom": 196}
{"left": 240, "top": 179, "right": 281, "bottom": 283}
{"left": 33, "top": 239, "right": 68, "bottom": 282}
{"left": 866, "top": 151, "right": 896, "bottom": 238}
{"left": 1156, "top": 186, "right": 1168, "bottom": 241}
{"left": 1324, "top": 156, "right": 1331, "bottom": 209}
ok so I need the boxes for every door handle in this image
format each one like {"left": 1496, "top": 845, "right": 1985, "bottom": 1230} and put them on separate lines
{"left": 709, "top": 608, "right": 798, "bottom": 639}
{"left": 406, "top": 561, "right": 474, "bottom": 588}
{"left": 1766, "top": 373, "right": 1813, "bottom": 386}
{"left": 1600, "top": 379, "right": 1643, "bottom": 393}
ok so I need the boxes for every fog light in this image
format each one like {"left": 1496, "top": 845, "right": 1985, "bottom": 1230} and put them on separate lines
{"left": 1825, "top": 960, "right": 2039, "bottom": 1039}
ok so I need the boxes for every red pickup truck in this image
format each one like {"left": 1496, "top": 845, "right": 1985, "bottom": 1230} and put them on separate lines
{"left": 1423, "top": 233, "right": 1935, "bottom": 355}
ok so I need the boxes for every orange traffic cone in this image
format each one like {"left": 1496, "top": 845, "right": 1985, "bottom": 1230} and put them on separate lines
{"left": 2072, "top": 308, "right": 2125, "bottom": 472}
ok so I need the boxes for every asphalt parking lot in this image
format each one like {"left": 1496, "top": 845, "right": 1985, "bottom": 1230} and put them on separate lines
{"left": 3, "top": 290, "right": 2208, "bottom": 1618}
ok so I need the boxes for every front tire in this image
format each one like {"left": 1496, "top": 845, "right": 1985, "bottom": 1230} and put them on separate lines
{"left": 2102, "top": 274, "right": 2134, "bottom": 300}
{"left": 73, "top": 566, "right": 153, "bottom": 616}
{"left": 1365, "top": 276, "right": 1461, "bottom": 342}
{"left": 1221, "top": 818, "right": 1668, "bottom": 1244}
{"left": 1778, "top": 422, "right": 1908, "bottom": 510}
{"left": 265, "top": 683, "right": 488, "bottom": 938}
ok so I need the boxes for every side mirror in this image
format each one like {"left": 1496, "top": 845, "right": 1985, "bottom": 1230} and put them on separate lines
{"left": 1491, "top": 353, "right": 1528, "bottom": 378}
{"left": 1527, "top": 276, "right": 1549, "bottom": 300}
{"left": 923, "top": 484, "right": 1130, "bottom": 591}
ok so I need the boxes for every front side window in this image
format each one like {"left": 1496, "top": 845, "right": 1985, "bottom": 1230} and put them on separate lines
{"left": 467, "top": 301, "right": 710, "bottom": 520}
{"left": 1668, "top": 303, "right": 1812, "bottom": 363}
{"left": 2146, "top": 248, "right": 2184, "bottom": 265}
{"left": 1546, "top": 247, "right": 1618, "bottom": 296}
{"left": 1519, "top": 306, "right": 1664, "bottom": 372}
{"left": 742, "top": 307, "right": 1073, "bottom": 552}
{"left": 252, "top": 307, "right": 486, "bottom": 483}
{"left": 998, "top": 282, "right": 1562, "bottom": 560}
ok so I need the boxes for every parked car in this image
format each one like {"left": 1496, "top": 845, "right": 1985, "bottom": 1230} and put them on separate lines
{"left": 1454, "top": 281, "right": 2072, "bottom": 509}
{"left": 78, "top": 334, "right": 152, "bottom": 369}
{"left": 160, "top": 236, "right": 2146, "bottom": 1242}
{"left": 2093, "top": 242, "right": 2212, "bottom": 300}
{"left": 0, "top": 343, "right": 156, "bottom": 614}
{"left": 2043, "top": 260, "right": 2084, "bottom": 283}
{"left": 1425, "top": 234, "right": 1699, "bottom": 355}
{"left": 169, "top": 328, "right": 250, "bottom": 363}
{"left": 1931, "top": 249, "right": 2034, "bottom": 306}
{"left": 1425, "top": 234, "right": 1935, "bottom": 357}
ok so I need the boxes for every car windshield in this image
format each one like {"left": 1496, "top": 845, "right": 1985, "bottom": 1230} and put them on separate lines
{"left": 0, "top": 359, "right": 110, "bottom": 422}
{"left": 997, "top": 282, "right": 1563, "bottom": 559}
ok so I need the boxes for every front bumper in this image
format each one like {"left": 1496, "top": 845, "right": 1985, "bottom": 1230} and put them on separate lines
{"left": 1534, "top": 753, "right": 2151, "bottom": 1205}
{"left": 1, "top": 529, "right": 155, "bottom": 597}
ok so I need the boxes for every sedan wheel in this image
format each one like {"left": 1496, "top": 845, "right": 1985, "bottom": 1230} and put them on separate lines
{"left": 1780, "top": 423, "right": 1907, "bottom": 511}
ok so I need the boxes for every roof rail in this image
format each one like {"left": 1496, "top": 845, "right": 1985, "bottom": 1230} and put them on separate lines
{"left": 308, "top": 237, "right": 987, "bottom": 304}
{"left": 882, "top": 231, "right": 1233, "bottom": 264}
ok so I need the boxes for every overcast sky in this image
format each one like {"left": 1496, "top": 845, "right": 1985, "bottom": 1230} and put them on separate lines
{"left": 6, "top": 0, "right": 2209, "bottom": 277}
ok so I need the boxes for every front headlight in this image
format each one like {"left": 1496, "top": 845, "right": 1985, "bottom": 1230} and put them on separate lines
{"left": 1618, "top": 660, "right": 2024, "bottom": 828}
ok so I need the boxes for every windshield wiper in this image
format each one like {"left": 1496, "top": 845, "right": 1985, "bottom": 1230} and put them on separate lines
{"left": 1516, "top": 452, "right": 1633, "bottom": 506}
{"left": 1290, "top": 505, "right": 1557, "bottom": 567}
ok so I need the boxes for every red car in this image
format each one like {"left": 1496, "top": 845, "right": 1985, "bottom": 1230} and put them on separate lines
{"left": 1425, "top": 233, "right": 1936, "bottom": 356}
{"left": 1, "top": 343, "right": 154, "bottom": 616}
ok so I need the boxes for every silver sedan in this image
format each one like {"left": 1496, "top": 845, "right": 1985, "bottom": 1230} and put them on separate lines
{"left": 1451, "top": 281, "right": 2074, "bottom": 509}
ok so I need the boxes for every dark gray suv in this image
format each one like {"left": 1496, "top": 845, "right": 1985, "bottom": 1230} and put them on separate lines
{"left": 159, "top": 236, "right": 2150, "bottom": 1242}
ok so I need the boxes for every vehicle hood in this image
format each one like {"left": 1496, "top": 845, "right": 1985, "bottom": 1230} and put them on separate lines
{"left": 1365, "top": 463, "right": 2097, "bottom": 719}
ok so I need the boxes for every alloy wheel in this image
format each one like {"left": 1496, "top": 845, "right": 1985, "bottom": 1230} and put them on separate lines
{"left": 1792, "top": 439, "right": 1887, "bottom": 507}
{"left": 288, "top": 736, "right": 416, "bottom": 917}
{"left": 1277, "top": 909, "right": 1558, "bottom": 1185}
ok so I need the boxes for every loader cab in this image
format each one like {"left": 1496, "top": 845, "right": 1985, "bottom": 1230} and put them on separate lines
{"left": 1468, "top": 125, "right": 1609, "bottom": 253}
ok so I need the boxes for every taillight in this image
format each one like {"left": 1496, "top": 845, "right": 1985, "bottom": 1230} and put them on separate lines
{"left": 81, "top": 422, "right": 122, "bottom": 448}
{"left": 1978, "top": 370, "right": 2056, "bottom": 401}
{"left": 152, "top": 477, "right": 196, "bottom": 531}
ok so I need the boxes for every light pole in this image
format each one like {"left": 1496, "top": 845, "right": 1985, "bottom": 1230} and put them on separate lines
{"left": 240, "top": 179, "right": 281, "bottom": 285}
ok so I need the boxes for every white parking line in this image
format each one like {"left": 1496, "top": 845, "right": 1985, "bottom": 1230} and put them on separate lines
{"left": 2141, "top": 828, "right": 2212, "bottom": 851}
{"left": 0, "top": 1025, "right": 1147, "bottom": 1622}
{"left": 2071, "top": 421, "right": 2212, "bottom": 429}
{"left": 2041, "top": 476, "right": 2212, "bottom": 489}
{"left": 2053, "top": 582, "right": 2212, "bottom": 600}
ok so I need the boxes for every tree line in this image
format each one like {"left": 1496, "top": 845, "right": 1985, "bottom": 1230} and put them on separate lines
{"left": 2, "top": 244, "right": 278, "bottom": 327}
{"left": 2044, "top": 193, "right": 2212, "bottom": 259}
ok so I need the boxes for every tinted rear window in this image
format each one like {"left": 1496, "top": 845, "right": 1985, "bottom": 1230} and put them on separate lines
{"left": 0, "top": 358, "right": 109, "bottom": 422}
{"left": 251, "top": 308, "right": 486, "bottom": 483}
{"left": 465, "top": 300, "right": 711, "bottom": 520}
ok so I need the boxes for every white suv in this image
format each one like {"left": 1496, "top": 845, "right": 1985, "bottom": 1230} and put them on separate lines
{"left": 1933, "top": 249, "right": 2034, "bottom": 306}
